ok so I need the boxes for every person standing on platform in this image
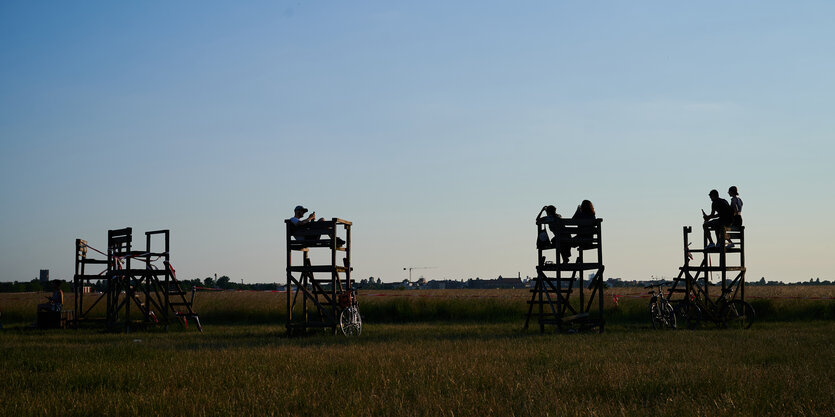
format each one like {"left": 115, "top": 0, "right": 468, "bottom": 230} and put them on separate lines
{"left": 729, "top": 186, "right": 743, "bottom": 226}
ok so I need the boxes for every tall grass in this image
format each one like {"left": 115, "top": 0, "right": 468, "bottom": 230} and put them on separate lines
{"left": 1, "top": 286, "right": 833, "bottom": 327}
{"left": 0, "top": 322, "right": 833, "bottom": 416}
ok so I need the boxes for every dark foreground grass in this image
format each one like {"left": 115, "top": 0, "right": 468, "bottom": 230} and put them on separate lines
{"left": 1, "top": 321, "right": 834, "bottom": 416}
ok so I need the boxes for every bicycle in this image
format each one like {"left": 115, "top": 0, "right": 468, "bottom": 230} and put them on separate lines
{"left": 646, "top": 282, "right": 676, "bottom": 329}
{"left": 337, "top": 290, "right": 362, "bottom": 336}
{"left": 675, "top": 279, "right": 755, "bottom": 330}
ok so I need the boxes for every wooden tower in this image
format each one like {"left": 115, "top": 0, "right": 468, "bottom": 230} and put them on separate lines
{"left": 285, "top": 218, "right": 352, "bottom": 335}
{"left": 73, "top": 227, "right": 201, "bottom": 332}
{"left": 667, "top": 225, "right": 747, "bottom": 325}
{"left": 524, "top": 218, "right": 606, "bottom": 333}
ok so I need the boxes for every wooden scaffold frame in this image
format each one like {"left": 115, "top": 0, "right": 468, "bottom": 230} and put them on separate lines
{"left": 666, "top": 225, "right": 754, "bottom": 329}
{"left": 285, "top": 218, "right": 359, "bottom": 336}
{"left": 524, "top": 218, "right": 606, "bottom": 333}
{"left": 72, "top": 227, "right": 201, "bottom": 332}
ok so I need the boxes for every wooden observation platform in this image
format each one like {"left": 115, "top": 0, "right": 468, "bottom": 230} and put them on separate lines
{"left": 73, "top": 227, "right": 201, "bottom": 332}
{"left": 285, "top": 218, "right": 354, "bottom": 336}
{"left": 524, "top": 218, "right": 606, "bottom": 333}
{"left": 666, "top": 225, "right": 751, "bottom": 328}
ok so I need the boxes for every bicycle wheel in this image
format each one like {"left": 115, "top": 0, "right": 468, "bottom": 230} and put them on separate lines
{"left": 662, "top": 302, "right": 677, "bottom": 329}
{"left": 673, "top": 302, "right": 701, "bottom": 330}
{"left": 723, "top": 300, "right": 755, "bottom": 330}
{"left": 339, "top": 306, "right": 362, "bottom": 336}
{"left": 650, "top": 304, "right": 662, "bottom": 330}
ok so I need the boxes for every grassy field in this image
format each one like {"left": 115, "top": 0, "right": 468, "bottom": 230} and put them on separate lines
{"left": 1, "top": 322, "right": 834, "bottom": 416}
{"left": 2, "top": 286, "right": 834, "bottom": 326}
{"left": 1, "top": 287, "right": 834, "bottom": 416}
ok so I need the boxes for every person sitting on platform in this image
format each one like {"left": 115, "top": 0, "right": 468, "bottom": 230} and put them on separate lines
{"left": 702, "top": 189, "right": 733, "bottom": 249}
{"left": 572, "top": 200, "right": 596, "bottom": 220}
{"left": 571, "top": 200, "right": 597, "bottom": 251}
{"left": 37, "top": 280, "right": 63, "bottom": 312}
{"left": 536, "top": 205, "right": 570, "bottom": 262}
{"left": 287, "top": 205, "right": 345, "bottom": 247}
{"left": 288, "top": 205, "right": 317, "bottom": 229}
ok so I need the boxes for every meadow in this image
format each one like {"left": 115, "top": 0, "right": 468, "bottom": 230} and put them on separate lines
{"left": 2, "top": 286, "right": 833, "bottom": 326}
{"left": 1, "top": 287, "right": 834, "bottom": 416}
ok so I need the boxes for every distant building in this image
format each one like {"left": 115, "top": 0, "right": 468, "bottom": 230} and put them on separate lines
{"left": 467, "top": 276, "right": 524, "bottom": 289}
{"left": 39, "top": 269, "right": 49, "bottom": 284}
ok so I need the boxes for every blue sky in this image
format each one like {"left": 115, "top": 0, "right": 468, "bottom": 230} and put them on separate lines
{"left": 1, "top": 1, "right": 833, "bottom": 284}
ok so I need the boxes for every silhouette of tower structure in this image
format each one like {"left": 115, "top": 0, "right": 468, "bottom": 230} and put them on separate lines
{"left": 667, "top": 225, "right": 747, "bottom": 312}
{"left": 525, "top": 218, "right": 605, "bottom": 333}
{"left": 285, "top": 218, "right": 352, "bottom": 335}
{"left": 73, "top": 227, "right": 201, "bottom": 332}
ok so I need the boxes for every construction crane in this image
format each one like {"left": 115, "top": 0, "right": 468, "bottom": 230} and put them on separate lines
{"left": 403, "top": 266, "right": 436, "bottom": 281}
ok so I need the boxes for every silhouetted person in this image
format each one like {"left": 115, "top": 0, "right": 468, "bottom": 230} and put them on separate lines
{"left": 572, "top": 200, "right": 597, "bottom": 251}
{"left": 288, "top": 205, "right": 317, "bottom": 233}
{"left": 38, "top": 280, "right": 63, "bottom": 312}
{"left": 572, "top": 200, "right": 596, "bottom": 220}
{"left": 287, "top": 205, "right": 344, "bottom": 247}
{"left": 536, "top": 205, "right": 570, "bottom": 262}
{"left": 729, "top": 186, "right": 743, "bottom": 227}
{"left": 702, "top": 189, "right": 732, "bottom": 249}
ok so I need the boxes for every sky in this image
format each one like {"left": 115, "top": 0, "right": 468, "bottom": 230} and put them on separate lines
{"left": 1, "top": 1, "right": 834, "bottom": 284}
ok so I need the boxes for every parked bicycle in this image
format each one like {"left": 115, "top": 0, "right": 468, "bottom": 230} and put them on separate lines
{"left": 674, "top": 279, "right": 755, "bottom": 330}
{"left": 337, "top": 290, "right": 362, "bottom": 336}
{"left": 646, "top": 282, "right": 676, "bottom": 329}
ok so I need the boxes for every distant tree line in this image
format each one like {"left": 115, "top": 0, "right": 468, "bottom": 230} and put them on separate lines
{"left": 0, "top": 279, "right": 71, "bottom": 293}
{"left": 191, "top": 275, "right": 280, "bottom": 291}
{"left": 751, "top": 277, "right": 832, "bottom": 286}
{"left": 1, "top": 276, "right": 832, "bottom": 293}
{"left": 0, "top": 276, "right": 281, "bottom": 293}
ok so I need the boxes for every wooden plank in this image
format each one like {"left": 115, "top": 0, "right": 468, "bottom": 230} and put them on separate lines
{"left": 108, "top": 228, "right": 132, "bottom": 245}
{"left": 294, "top": 225, "right": 336, "bottom": 235}
{"left": 107, "top": 269, "right": 171, "bottom": 277}
{"left": 144, "top": 229, "right": 169, "bottom": 235}
{"left": 288, "top": 266, "right": 348, "bottom": 273}
{"left": 121, "top": 251, "right": 169, "bottom": 257}
{"left": 560, "top": 313, "right": 590, "bottom": 322}
{"left": 553, "top": 218, "right": 602, "bottom": 227}
{"left": 539, "top": 263, "right": 602, "bottom": 271}
{"left": 694, "top": 248, "right": 743, "bottom": 253}
{"left": 288, "top": 241, "right": 347, "bottom": 250}
{"left": 531, "top": 276, "right": 576, "bottom": 282}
